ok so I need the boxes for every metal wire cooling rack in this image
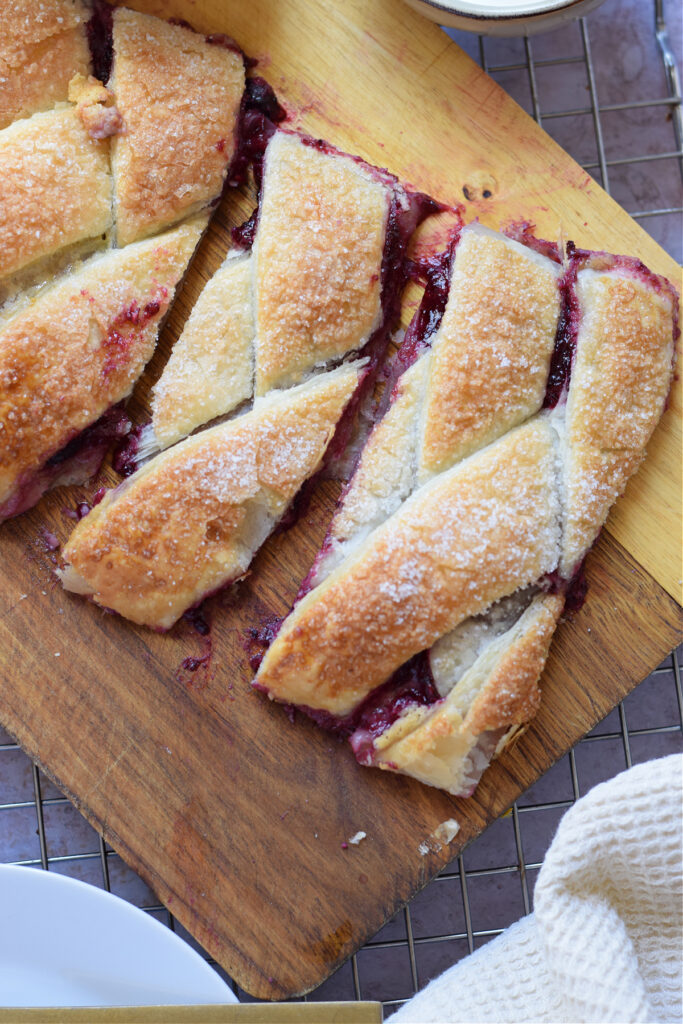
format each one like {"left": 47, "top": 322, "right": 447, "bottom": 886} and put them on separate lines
{"left": 0, "top": 0, "right": 681, "bottom": 1016}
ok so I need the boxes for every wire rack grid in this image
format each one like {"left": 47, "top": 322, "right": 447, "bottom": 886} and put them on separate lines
{"left": 0, "top": 0, "right": 681, "bottom": 1017}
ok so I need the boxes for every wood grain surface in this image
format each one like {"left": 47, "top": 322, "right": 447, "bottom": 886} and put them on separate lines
{"left": 0, "top": 0, "right": 681, "bottom": 1000}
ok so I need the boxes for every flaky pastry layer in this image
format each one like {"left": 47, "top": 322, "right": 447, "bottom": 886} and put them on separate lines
{"left": 419, "top": 224, "right": 561, "bottom": 482}
{"left": 558, "top": 265, "right": 676, "bottom": 577}
{"left": 151, "top": 253, "right": 254, "bottom": 449}
{"left": 363, "top": 592, "right": 564, "bottom": 795}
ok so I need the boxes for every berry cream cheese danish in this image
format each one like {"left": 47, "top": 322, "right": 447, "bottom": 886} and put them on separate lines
{"left": 0, "top": 216, "right": 205, "bottom": 522}
{"left": 141, "top": 129, "right": 437, "bottom": 456}
{"left": 59, "top": 362, "right": 366, "bottom": 629}
{"left": 253, "top": 228, "right": 678, "bottom": 796}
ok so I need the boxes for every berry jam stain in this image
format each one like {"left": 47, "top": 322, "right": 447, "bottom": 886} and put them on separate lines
{"left": 542, "top": 559, "right": 589, "bottom": 615}
{"left": 38, "top": 528, "right": 61, "bottom": 566}
{"left": 176, "top": 606, "right": 213, "bottom": 690}
{"left": 40, "top": 529, "right": 59, "bottom": 552}
{"left": 244, "top": 615, "right": 283, "bottom": 672}
{"left": 543, "top": 255, "right": 580, "bottom": 410}
{"left": 101, "top": 296, "right": 165, "bottom": 379}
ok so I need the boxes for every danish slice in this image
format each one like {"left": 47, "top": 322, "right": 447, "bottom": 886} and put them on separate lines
{"left": 150, "top": 252, "right": 254, "bottom": 451}
{"left": 553, "top": 252, "right": 676, "bottom": 578}
{"left": 0, "top": 107, "right": 112, "bottom": 303}
{"left": 253, "top": 233, "right": 677, "bottom": 796}
{"left": 142, "top": 129, "right": 435, "bottom": 457}
{"left": 109, "top": 8, "right": 246, "bottom": 246}
{"left": 0, "top": 216, "right": 205, "bottom": 522}
{"left": 59, "top": 362, "right": 365, "bottom": 629}
{"left": 0, "top": 0, "right": 91, "bottom": 129}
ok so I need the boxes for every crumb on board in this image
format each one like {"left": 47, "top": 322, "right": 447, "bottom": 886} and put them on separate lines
{"left": 418, "top": 818, "right": 460, "bottom": 856}
{"left": 349, "top": 831, "right": 367, "bottom": 845}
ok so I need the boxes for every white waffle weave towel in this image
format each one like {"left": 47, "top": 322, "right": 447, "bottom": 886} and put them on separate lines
{"left": 393, "top": 754, "right": 683, "bottom": 1024}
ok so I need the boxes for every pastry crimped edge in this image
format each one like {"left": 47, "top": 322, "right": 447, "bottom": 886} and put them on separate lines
{"left": 60, "top": 361, "right": 366, "bottom": 629}
{"left": 110, "top": 7, "right": 246, "bottom": 247}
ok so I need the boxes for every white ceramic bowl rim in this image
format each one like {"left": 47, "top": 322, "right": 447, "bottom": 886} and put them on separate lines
{"left": 416, "top": 0, "right": 588, "bottom": 19}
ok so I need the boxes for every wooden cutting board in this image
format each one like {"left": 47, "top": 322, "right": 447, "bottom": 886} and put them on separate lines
{"left": 0, "top": 0, "right": 681, "bottom": 1001}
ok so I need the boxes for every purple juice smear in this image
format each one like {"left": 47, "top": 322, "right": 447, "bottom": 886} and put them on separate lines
{"left": 177, "top": 606, "right": 213, "bottom": 688}
{"left": 542, "top": 558, "right": 589, "bottom": 615}
{"left": 263, "top": 651, "right": 440, "bottom": 760}
{"left": 183, "top": 605, "right": 211, "bottom": 637}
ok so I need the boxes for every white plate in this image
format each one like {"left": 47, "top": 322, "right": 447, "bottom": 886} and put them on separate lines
{"left": 0, "top": 865, "right": 238, "bottom": 1007}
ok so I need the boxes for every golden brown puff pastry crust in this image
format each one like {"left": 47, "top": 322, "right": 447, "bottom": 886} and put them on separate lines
{"left": 0, "top": 0, "right": 90, "bottom": 129}
{"left": 61, "top": 362, "right": 365, "bottom": 629}
{"left": 253, "top": 131, "right": 390, "bottom": 395}
{"left": 110, "top": 8, "right": 245, "bottom": 247}
{"left": 419, "top": 224, "right": 560, "bottom": 483}
{"left": 256, "top": 418, "right": 562, "bottom": 717}
{"left": 0, "top": 217, "right": 205, "bottom": 512}
{"left": 559, "top": 267, "right": 676, "bottom": 577}
{"left": 151, "top": 253, "right": 254, "bottom": 450}
{"left": 0, "top": 107, "right": 112, "bottom": 285}
{"left": 366, "top": 592, "right": 564, "bottom": 796}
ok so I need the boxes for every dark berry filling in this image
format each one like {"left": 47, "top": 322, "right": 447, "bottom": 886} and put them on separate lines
{"left": 542, "top": 255, "right": 581, "bottom": 410}
{"left": 271, "top": 652, "right": 440, "bottom": 754}
{"left": 101, "top": 295, "right": 166, "bottom": 379}
{"left": 542, "top": 559, "right": 588, "bottom": 614}
{"left": 0, "top": 403, "right": 131, "bottom": 523}
{"left": 112, "top": 423, "right": 143, "bottom": 478}
{"left": 228, "top": 77, "right": 288, "bottom": 202}
{"left": 86, "top": 0, "right": 114, "bottom": 84}
{"left": 348, "top": 653, "right": 440, "bottom": 764}
{"left": 245, "top": 616, "right": 284, "bottom": 672}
